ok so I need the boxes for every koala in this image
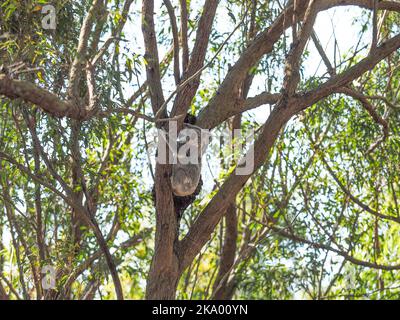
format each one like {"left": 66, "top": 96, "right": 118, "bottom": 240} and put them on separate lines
{"left": 171, "top": 164, "right": 201, "bottom": 196}
{"left": 171, "top": 123, "right": 211, "bottom": 197}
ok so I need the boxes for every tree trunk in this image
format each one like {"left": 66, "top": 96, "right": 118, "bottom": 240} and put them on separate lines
{"left": 145, "top": 164, "right": 180, "bottom": 299}
{"left": 146, "top": 256, "right": 180, "bottom": 299}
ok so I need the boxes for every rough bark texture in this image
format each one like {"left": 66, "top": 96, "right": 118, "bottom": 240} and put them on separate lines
{"left": 145, "top": 164, "right": 180, "bottom": 299}
{"left": 0, "top": 74, "right": 79, "bottom": 118}
{"left": 212, "top": 203, "right": 238, "bottom": 300}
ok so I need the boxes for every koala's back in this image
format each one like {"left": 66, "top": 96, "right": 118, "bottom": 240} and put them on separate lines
{"left": 171, "top": 164, "right": 201, "bottom": 197}
{"left": 170, "top": 122, "right": 211, "bottom": 197}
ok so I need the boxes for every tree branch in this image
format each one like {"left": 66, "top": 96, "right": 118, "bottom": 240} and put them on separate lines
{"left": 297, "top": 33, "right": 400, "bottom": 112}
{"left": 0, "top": 74, "right": 80, "bottom": 118}
{"left": 180, "top": 0, "right": 189, "bottom": 72}
{"left": 68, "top": 0, "right": 104, "bottom": 99}
{"left": 197, "top": 0, "right": 400, "bottom": 129}
{"left": 142, "top": 0, "right": 165, "bottom": 115}
{"left": 163, "top": 0, "right": 181, "bottom": 85}
{"left": 170, "top": 0, "right": 218, "bottom": 119}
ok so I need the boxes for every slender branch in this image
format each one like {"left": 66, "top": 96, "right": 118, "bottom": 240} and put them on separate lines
{"left": 142, "top": 0, "right": 165, "bottom": 115}
{"left": 180, "top": 0, "right": 189, "bottom": 72}
{"left": 268, "top": 224, "right": 400, "bottom": 271}
{"left": 298, "top": 33, "right": 400, "bottom": 112}
{"left": 155, "top": 5, "right": 245, "bottom": 120}
{"left": 170, "top": 0, "right": 219, "bottom": 119}
{"left": 163, "top": 0, "right": 181, "bottom": 85}
{"left": 91, "top": 0, "right": 135, "bottom": 66}
{"left": 311, "top": 29, "right": 336, "bottom": 76}
{"left": 282, "top": 0, "right": 318, "bottom": 96}
{"left": 212, "top": 203, "right": 237, "bottom": 300}
{"left": 319, "top": 154, "right": 400, "bottom": 224}
{"left": 61, "top": 228, "right": 151, "bottom": 294}
{"left": 338, "top": 87, "right": 389, "bottom": 152}
{"left": 68, "top": 0, "right": 104, "bottom": 99}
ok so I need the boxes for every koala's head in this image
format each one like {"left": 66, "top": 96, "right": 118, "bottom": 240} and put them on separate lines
{"left": 177, "top": 124, "right": 211, "bottom": 156}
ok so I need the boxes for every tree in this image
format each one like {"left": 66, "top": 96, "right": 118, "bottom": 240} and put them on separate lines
{"left": 0, "top": 0, "right": 400, "bottom": 300}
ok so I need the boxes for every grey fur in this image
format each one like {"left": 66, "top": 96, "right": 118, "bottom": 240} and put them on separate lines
{"left": 171, "top": 124, "right": 211, "bottom": 196}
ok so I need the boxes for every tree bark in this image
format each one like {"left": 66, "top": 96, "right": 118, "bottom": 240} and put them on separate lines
{"left": 145, "top": 164, "right": 180, "bottom": 299}
{"left": 212, "top": 203, "right": 238, "bottom": 300}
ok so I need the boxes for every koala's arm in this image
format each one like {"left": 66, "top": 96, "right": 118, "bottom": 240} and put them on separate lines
{"left": 171, "top": 164, "right": 201, "bottom": 196}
